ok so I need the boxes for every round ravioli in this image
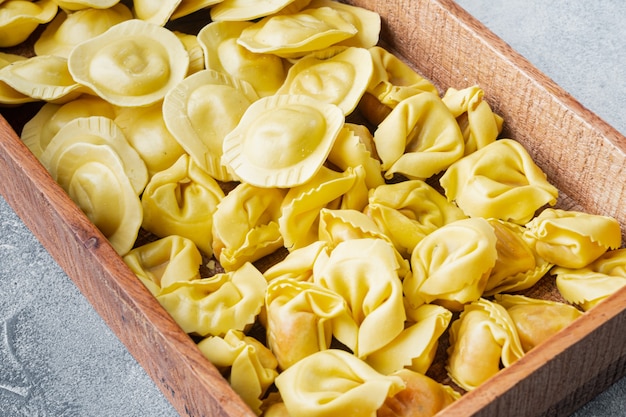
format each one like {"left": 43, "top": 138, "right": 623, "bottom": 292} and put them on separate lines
{"left": 222, "top": 94, "right": 344, "bottom": 188}
{"left": 276, "top": 46, "right": 373, "bottom": 115}
{"left": 68, "top": 19, "right": 189, "bottom": 107}
{"left": 34, "top": 4, "right": 132, "bottom": 58}
{"left": 163, "top": 68, "right": 258, "bottom": 181}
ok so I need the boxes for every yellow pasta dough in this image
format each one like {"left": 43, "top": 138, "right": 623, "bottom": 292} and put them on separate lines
{"left": 141, "top": 153, "right": 224, "bottom": 256}
{"left": 442, "top": 85, "right": 504, "bottom": 155}
{"left": 68, "top": 19, "right": 189, "bottom": 107}
{"left": 447, "top": 298, "right": 524, "bottom": 391}
{"left": 212, "top": 182, "right": 287, "bottom": 271}
{"left": 197, "top": 329, "right": 278, "bottom": 415}
{"left": 364, "top": 180, "right": 467, "bottom": 258}
{"left": 40, "top": 116, "right": 148, "bottom": 196}
{"left": 34, "top": 4, "right": 132, "bottom": 58}
{"left": 265, "top": 277, "right": 349, "bottom": 370}
{"left": 327, "top": 123, "right": 384, "bottom": 189}
{"left": 377, "top": 369, "right": 460, "bottom": 417}
{"left": 198, "top": 20, "right": 287, "bottom": 97}
{"left": 276, "top": 46, "right": 373, "bottom": 115}
{"left": 210, "top": 0, "right": 305, "bottom": 22}
{"left": 114, "top": 102, "right": 187, "bottom": 178}
{"left": 278, "top": 166, "right": 368, "bottom": 250}
{"left": 404, "top": 217, "right": 498, "bottom": 312}
{"left": 0, "top": 54, "right": 86, "bottom": 103}
{"left": 525, "top": 208, "right": 622, "bottom": 269}
{"left": 157, "top": 262, "right": 267, "bottom": 337}
{"left": 313, "top": 238, "right": 408, "bottom": 357}
{"left": 163, "top": 68, "right": 258, "bottom": 181}
{"left": 440, "top": 139, "right": 559, "bottom": 224}
{"left": 0, "top": 0, "right": 58, "bottom": 47}
{"left": 366, "top": 303, "right": 452, "bottom": 375}
{"left": 222, "top": 94, "right": 344, "bottom": 188}
{"left": 0, "top": 52, "right": 33, "bottom": 105}
{"left": 483, "top": 218, "right": 553, "bottom": 295}
{"left": 237, "top": 6, "right": 358, "bottom": 58}
{"left": 274, "top": 349, "right": 405, "bottom": 417}
{"left": 552, "top": 248, "right": 626, "bottom": 311}
{"left": 373, "top": 91, "right": 465, "bottom": 180}
{"left": 495, "top": 294, "right": 582, "bottom": 352}
{"left": 123, "top": 235, "right": 202, "bottom": 296}
{"left": 21, "top": 95, "right": 117, "bottom": 158}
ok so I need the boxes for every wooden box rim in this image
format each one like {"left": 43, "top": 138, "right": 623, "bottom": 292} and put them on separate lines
{"left": 1, "top": 0, "right": 626, "bottom": 416}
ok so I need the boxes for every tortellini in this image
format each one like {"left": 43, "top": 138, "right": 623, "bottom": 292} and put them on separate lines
{"left": 197, "top": 329, "right": 278, "bottom": 415}
{"left": 278, "top": 166, "right": 368, "bottom": 250}
{"left": 141, "top": 154, "right": 224, "bottom": 256}
{"left": 265, "top": 277, "right": 349, "bottom": 370}
{"left": 442, "top": 85, "right": 504, "bottom": 155}
{"left": 313, "top": 238, "right": 408, "bottom": 358}
{"left": 327, "top": 123, "right": 384, "bottom": 189}
{"left": 163, "top": 68, "right": 258, "bottom": 181}
{"left": 157, "top": 262, "right": 267, "bottom": 337}
{"left": 495, "top": 294, "right": 582, "bottom": 352}
{"left": 552, "top": 248, "right": 626, "bottom": 311}
{"left": 68, "top": 19, "right": 189, "bottom": 107}
{"left": 123, "top": 235, "right": 203, "bottom": 296}
{"left": 373, "top": 91, "right": 465, "bottom": 180}
{"left": 404, "top": 217, "right": 498, "bottom": 312}
{"left": 377, "top": 369, "right": 460, "bottom": 417}
{"left": 222, "top": 94, "right": 344, "bottom": 188}
{"left": 274, "top": 349, "right": 405, "bottom": 417}
{"left": 483, "top": 219, "right": 553, "bottom": 295}
{"left": 366, "top": 303, "right": 452, "bottom": 375}
{"left": 440, "top": 139, "right": 559, "bottom": 224}
{"left": 525, "top": 208, "right": 622, "bottom": 269}
{"left": 447, "top": 298, "right": 524, "bottom": 391}
{"left": 364, "top": 180, "right": 467, "bottom": 258}
{"left": 6, "top": 0, "right": 625, "bottom": 413}
{"left": 212, "top": 182, "right": 287, "bottom": 271}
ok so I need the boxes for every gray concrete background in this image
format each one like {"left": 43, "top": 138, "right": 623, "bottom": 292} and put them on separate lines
{"left": 1, "top": 1, "right": 625, "bottom": 416}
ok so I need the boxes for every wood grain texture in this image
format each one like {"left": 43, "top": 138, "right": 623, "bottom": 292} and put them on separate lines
{"left": 1, "top": 0, "right": 626, "bottom": 416}
{"left": 0, "top": 116, "right": 256, "bottom": 417}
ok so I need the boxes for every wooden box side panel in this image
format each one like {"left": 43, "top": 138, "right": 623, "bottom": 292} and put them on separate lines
{"left": 0, "top": 116, "right": 255, "bottom": 417}
{"left": 345, "top": 0, "right": 626, "bottom": 239}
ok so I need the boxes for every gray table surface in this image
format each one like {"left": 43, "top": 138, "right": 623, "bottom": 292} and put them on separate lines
{"left": 1, "top": 1, "right": 625, "bottom": 416}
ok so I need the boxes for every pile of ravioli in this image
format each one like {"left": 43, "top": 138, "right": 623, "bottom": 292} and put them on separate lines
{"left": 2, "top": 1, "right": 626, "bottom": 416}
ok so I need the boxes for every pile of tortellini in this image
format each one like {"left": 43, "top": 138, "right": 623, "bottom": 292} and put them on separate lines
{"left": 2, "top": 0, "right": 626, "bottom": 416}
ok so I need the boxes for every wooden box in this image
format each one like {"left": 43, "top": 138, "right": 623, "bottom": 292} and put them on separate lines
{"left": 1, "top": 0, "right": 626, "bottom": 416}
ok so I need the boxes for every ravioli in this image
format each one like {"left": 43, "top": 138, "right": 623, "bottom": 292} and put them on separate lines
{"left": 163, "top": 68, "right": 258, "bottom": 182}
{"left": 237, "top": 6, "right": 358, "bottom": 58}
{"left": 198, "top": 21, "right": 286, "bottom": 97}
{"left": 276, "top": 46, "right": 373, "bottom": 115}
{"left": 0, "top": 0, "right": 58, "bottom": 47}
{"left": 68, "top": 19, "right": 189, "bottom": 107}
{"left": 34, "top": 4, "right": 132, "bottom": 58}
{"left": 222, "top": 94, "right": 344, "bottom": 188}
